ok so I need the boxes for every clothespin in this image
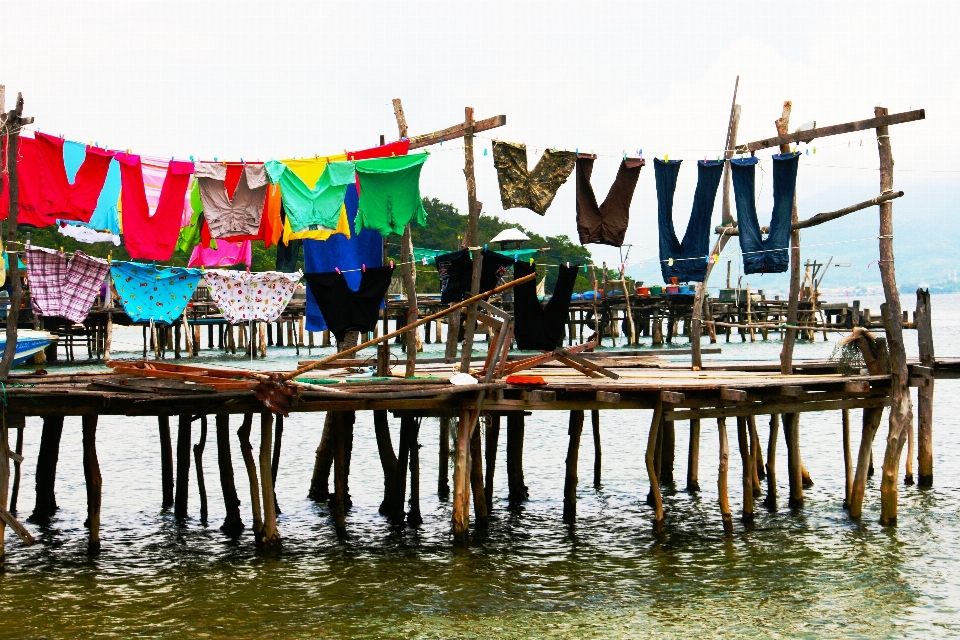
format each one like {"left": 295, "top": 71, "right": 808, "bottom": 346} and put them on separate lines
{"left": 214, "top": 157, "right": 218, "bottom": 162}
{"left": 483, "top": 148, "right": 487, "bottom": 156}
{"left": 240, "top": 157, "right": 244, "bottom": 164}
{"left": 668, "top": 258, "right": 674, "bottom": 266}
{"left": 664, "top": 154, "right": 669, "bottom": 162}
{"left": 566, "top": 261, "right": 570, "bottom": 268}
{"left": 484, "top": 244, "right": 488, "bottom": 251}
{"left": 813, "top": 147, "right": 817, "bottom": 154}
{"left": 391, "top": 152, "right": 396, "bottom": 157}
{"left": 335, "top": 267, "right": 341, "bottom": 274}
{"left": 514, "top": 253, "right": 518, "bottom": 261}
{"left": 107, "top": 251, "right": 112, "bottom": 263}
{"left": 582, "top": 264, "right": 588, "bottom": 273}
{"left": 362, "top": 263, "right": 366, "bottom": 272}
{"left": 390, "top": 260, "right": 395, "bottom": 268}
{"left": 529, "top": 258, "right": 534, "bottom": 265}
{"left": 189, "top": 155, "right": 195, "bottom": 163}
{"left": 422, "top": 257, "right": 428, "bottom": 265}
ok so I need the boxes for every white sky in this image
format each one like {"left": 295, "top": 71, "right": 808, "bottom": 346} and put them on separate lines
{"left": 1, "top": 0, "right": 954, "bottom": 268}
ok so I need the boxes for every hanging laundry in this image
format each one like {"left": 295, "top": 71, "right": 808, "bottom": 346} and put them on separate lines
{"left": 731, "top": 153, "right": 800, "bottom": 275}
{"left": 176, "top": 185, "right": 214, "bottom": 255}
{"left": 576, "top": 155, "right": 644, "bottom": 246}
{"left": 354, "top": 154, "right": 428, "bottom": 236}
{"left": 57, "top": 222, "right": 121, "bottom": 246}
{"left": 512, "top": 261, "right": 578, "bottom": 351}
{"left": 656, "top": 158, "right": 724, "bottom": 283}
{"left": 29, "top": 132, "right": 114, "bottom": 227}
{"left": 116, "top": 154, "right": 195, "bottom": 261}
{"left": 0, "top": 251, "right": 6, "bottom": 288}
{"left": 220, "top": 181, "right": 284, "bottom": 248}
{"left": 204, "top": 270, "right": 301, "bottom": 324}
{"left": 0, "top": 136, "right": 42, "bottom": 223}
{"left": 188, "top": 239, "right": 251, "bottom": 268}
{"left": 61, "top": 140, "right": 122, "bottom": 235}
{"left": 346, "top": 139, "right": 410, "bottom": 161}
{"left": 433, "top": 248, "right": 515, "bottom": 304}
{"left": 111, "top": 262, "right": 202, "bottom": 325}
{"left": 265, "top": 159, "right": 355, "bottom": 233}
{"left": 304, "top": 183, "right": 384, "bottom": 332}
{"left": 195, "top": 162, "right": 269, "bottom": 238}
{"left": 492, "top": 141, "right": 576, "bottom": 216}
{"left": 25, "top": 246, "right": 110, "bottom": 323}
{"left": 305, "top": 265, "right": 395, "bottom": 343}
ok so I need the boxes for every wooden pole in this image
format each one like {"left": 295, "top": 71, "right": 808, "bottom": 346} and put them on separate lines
{"left": 331, "top": 412, "right": 350, "bottom": 539}
{"left": 259, "top": 413, "right": 280, "bottom": 550}
{"left": 748, "top": 415, "right": 763, "bottom": 494}
{"left": 174, "top": 414, "right": 191, "bottom": 520}
{"left": 158, "top": 416, "right": 173, "bottom": 509}
{"left": 592, "top": 410, "right": 602, "bottom": 488}
{"left": 916, "top": 288, "right": 934, "bottom": 486}
{"left": 308, "top": 413, "right": 334, "bottom": 502}
{"left": 81, "top": 415, "right": 102, "bottom": 554}
{"left": 563, "top": 410, "right": 584, "bottom": 524}
{"left": 875, "top": 107, "right": 914, "bottom": 527}
{"left": 484, "top": 415, "right": 500, "bottom": 513}
{"left": 438, "top": 416, "right": 451, "bottom": 500}
{"left": 717, "top": 417, "right": 733, "bottom": 534}
{"left": 452, "top": 403, "right": 472, "bottom": 544}
{"left": 271, "top": 415, "right": 283, "bottom": 515}
{"left": 388, "top": 416, "right": 412, "bottom": 525}
{"left": 842, "top": 409, "right": 853, "bottom": 509}
{"left": 763, "top": 414, "right": 780, "bottom": 511}
{"left": 373, "top": 409, "right": 398, "bottom": 515}
{"left": 783, "top": 412, "right": 803, "bottom": 508}
{"left": 29, "top": 416, "right": 64, "bottom": 525}
{"left": 392, "top": 99, "right": 420, "bottom": 377}
{"left": 469, "top": 417, "right": 488, "bottom": 525}
{"left": 216, "top": 414, "right": 244, "bottom": 535}
{"left": 660, "top": 416, "right": 675, "bottom": 483}
{"left": 849, "top": 406, "right": 885, "bottom": 519}
{"left": 193, "top": 416, "right": 208, "bottom": 523}
{"left": 686, "top": 419, "right": 701, "bottom": 492}
{"left": 237, "top": 413, "right": 263, "bottom": 541}
{"left": 0, "top": 412, "right": 9, "bottom": 559}
{"left": 507, "top": 412, "right": 528, "bottom": 503}
{"left": 0, "top": 92, "right": 32, "bottom": 380}
{"left": 778, "top": 101, "right": 801, "bottom": 375}
{"left": 737, "top": 416, "right": 754, "bottom": 523}
{"left": 408, "top": 418, "right": 422, "bottom": 527}
{"left": 645, "top": 400, "right": 665, "bottom": 535}
{"left": 9, "top": 416, "right": 24, "bottom": 514}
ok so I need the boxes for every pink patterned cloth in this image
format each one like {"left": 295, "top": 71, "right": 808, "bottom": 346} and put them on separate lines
{"left": 26, "top": 246, "right": 110, "bottom": 323}
{"left": 187, "top": 239, "right": 251, "bottom": 268}
{"left": 204, "top": 270, "right": 301, "bottom": 324}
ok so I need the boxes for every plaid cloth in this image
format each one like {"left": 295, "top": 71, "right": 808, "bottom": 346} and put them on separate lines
{"left": 26, "top": 247, "right": 110, "bottom": 323}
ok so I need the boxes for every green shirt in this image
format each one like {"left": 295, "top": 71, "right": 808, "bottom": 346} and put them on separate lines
{"left": 176, "top": 182, "right": 217, "bottom": 253}
{"left": 354, "top": 154, "right": 428, "bottom": 236}
{"left": 264, "top": 159, "right": 356, "bottom": 232}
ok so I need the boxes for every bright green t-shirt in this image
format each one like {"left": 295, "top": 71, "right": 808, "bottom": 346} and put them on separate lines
{"left": 354, "top": 154, "right": 428, "bottom": 236}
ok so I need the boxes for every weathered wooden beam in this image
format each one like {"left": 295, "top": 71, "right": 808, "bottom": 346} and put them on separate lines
{"left": 595, "top": 391, "right": 620, "bottom": 404}
{"left": 407, "top": 114, "right": 506, "bottom": 150}
{"left": 720, "top": 388, "right": 748, "bottom": 402}
{"left": 664, "top": 396, "right": 889, "bottom": 422}
{"left": 715, "top": 191, "right": 904, "bottom": 235}
{"left": 0, "top": 505, "right": 35, "bottom": 545}
{"left": 735, "top": 109, "right": 925, "bottom": 153}
{"left": 780, "top": 385, "right": 803, "bottom": 397}
{"left": 660, "top": 391, "right": 684, "bottom": 404}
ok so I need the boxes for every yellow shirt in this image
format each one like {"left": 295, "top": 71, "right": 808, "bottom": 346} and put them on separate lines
{"left": 277, "top": 155, "right": 352, "bottom": 242}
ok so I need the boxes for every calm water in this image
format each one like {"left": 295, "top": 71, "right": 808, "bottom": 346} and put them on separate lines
{"left": 2, "top": 294, "right": 960, "bottom": 638}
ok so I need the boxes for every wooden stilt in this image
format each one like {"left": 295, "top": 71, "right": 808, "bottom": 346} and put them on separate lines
{"left": 842, "top": 409, "right": 853, "bottom": 510}
{"left": 783, "top": 413, "right": 803, "bottom": 508}
{"left": 849, "top": 407, "right": 884, "bottom": 520}
{"left": 193, "top": 416, "right": 208, "bottom": 523}
{"left": 660, "top": 415, "right": 675, "bottom": 484}
{"left": 564, "top": 410, "right": 584, "bottom": 525}
{"left": 308, "top": 413, "right": 334, "bottom": 502}
{"left": 29, "top": 415, "right": 64, "bottom": 525}
{"left": 81, "top": 415, "right": 102, "bottom": 553}
{"left": 916, "top": 288, "right": 934, "bottom": 486}
{"left": 236, "top": 413, "right": 263, "bottom": 541}
{"left": 645, "top": 401, "right": 665, "bottom": 535}
{"left": 748, "top": 415, "right": 763, "bottom": 495}
{"left": 469, "top": 417, "right": 488, "bottom": 525}
{"left": 331, "top": 412, "right": 350, "bottom": 539}
{"left": 408, "top": 418, "right": 422, "bottom": 527}
{"left": 737, "top": 417, "right": 755, "bottom": 523}
{"left": 271, "top": 415, "right": 283, "bottom": 515}
{"left": 215, "top": 414, "right": 244, "bottom": 535}
{"left": 0, "top": 413, "right": 9, "bottom": 559}
{"left": 259, "top": 413, "right": 281, "bottom": 550}
{"left": 159, "top": 416, "right": 173, "bottom": 509}
{"left": 374, "top": 410, "right": 399, "bottom": 515}
{"left": 686, "top": 419, "right": 701, "bottom": 492}
{"left": 438, "top": 416, "right": 451, "bottom": 500}
{"left": 452, "top": 404, "right": 472, "bottom": 544}
{"left": 484, "top": 415, "right": 500, "bottom": 513}
{"left": 591, "top": 410, "right": 602, "bottom": 488}
{"left": 388, "top": 416, "right": 413, "bottom": 525}
{"left": 9, "top": 416, "right": 24, "bottom": 514}
{"left": 507, "top": 412, "right": 528, "bottom": 503}
{"left": 717, "top": 417, "right": 733, "bottom": 535}
{"left": 174, "top": 414, "right": 191, "bottom": 520}
{"left": 764, "top": 414, "right": 779, "bottom": 511}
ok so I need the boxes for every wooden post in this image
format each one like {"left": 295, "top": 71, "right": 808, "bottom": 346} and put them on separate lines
{"left": 842, "top": 409, "right": 853, "bottom": 510}
{"left": 373, "top": 409, "right": 397, "bottom": 514}
{"left": 691, "top": 77, "right": 739, "bottom": 369}
{"left": 0, "top": 91, "right": 32, "bottom": 380}
{"left": 783, "top": 413, "right": 803, "bottom": 508}
{"left": 193, "top": 416, "right": 208, "bottom": 523}
{"left": 764, "top": 414, "right": 780, "bottom": 511}
{"left": 470, "top": 418, "right": 488, "bottom": 525}
{"left": 9, "top": 416, "right": 24, "bottom": 514}
{"left": 874, "top": 108, "right": 914, "bottom": 527}
{"left": 777, "top": 101, "right": 802, "bottom": 375}
{"left": 452, "top": 404, "right": 472, "bottom": 544}
{"left": 158, "top": 416, "right": 174, "bottom": 509}
{"left": 236, "top": 413, "right": 263, "bottom": 541}
{"left": 104, "top": 311, "right": 113, "bottom": 361}
{"left": 717, "top": 417, "right": 733, "bottom": 534}
{"left": 849, "top": 407, "right": 885, "bottom": 519}
{"left": 507, "top": 412, "right": 528, "bottom": 503}
{"left": 388, "top": 416, "right": 412, "bottom": 525}
{"left": 216, "top": 414, "right": 244, "bottom": 536}
{"left": 660, "top": 416, "right": 675, "bottom": 483}
{"left": 916, "top": 289, "right": 934, "bottom": 486}
{"left": 645, "top": 401, "right": 665, "bottom": 535}
{"left": 0, "top": 412, "right": 9, "bottom": 558}
{"left": 592, "top": 410, "right": 602, "bottom": 488}
{"left": 29, "top": 415, "right": 64, "bottom": 525}
{"left": 686, "top": 419, "right": 701, "bottom": 492}
{"left": 736, "top": 417, "right": 754, "bottom": 523}
{"left": 408, "top": 418, "right": 422, "bottom": 527}
{"left": 438, "top": 416, "right": 451, "bottom": 500}
{"left": 81, "top": 415, "right": 102, "bottom": 554}
{"left": 259, "top": 413, "right": 280, "bottom": 550}
{"left": 271, "top": 415, "right": 283, "bottom": 515}
{"left": 392, "top": 99, "right": 420, "bottom": 377}
{"left": 331, "top": 412, "right": 350, "bottom": 539}
{"left": 174, "top": 415, "right": 191, "bottom": 520}
{"left": 748, "top": 415, "right": 763, "bottom": 494}
{"left": 563, "top": 410, "right": 584, "bottom": 524}
{"left": 308, "top": 413, "right": 334, "bottom": 502}
{"left": 484, "top": 415, "right": 500, "bottom": 513}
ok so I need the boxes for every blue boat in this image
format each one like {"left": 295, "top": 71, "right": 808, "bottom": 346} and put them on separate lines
{"left": 0, "top": 330, "right": 54, "bottom": 366}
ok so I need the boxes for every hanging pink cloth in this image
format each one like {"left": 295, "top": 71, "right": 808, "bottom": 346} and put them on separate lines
{"left": 31, "top": 132, "right": 114, "bottom": 226}
{"left": 116, "top": 153, "right": 194, "bottom": 261}
{"left": 188, "top": 239, "right": 251, "bottom": 268}
{"left": 0, "top": 135, "right": 43, "bottom": 223}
